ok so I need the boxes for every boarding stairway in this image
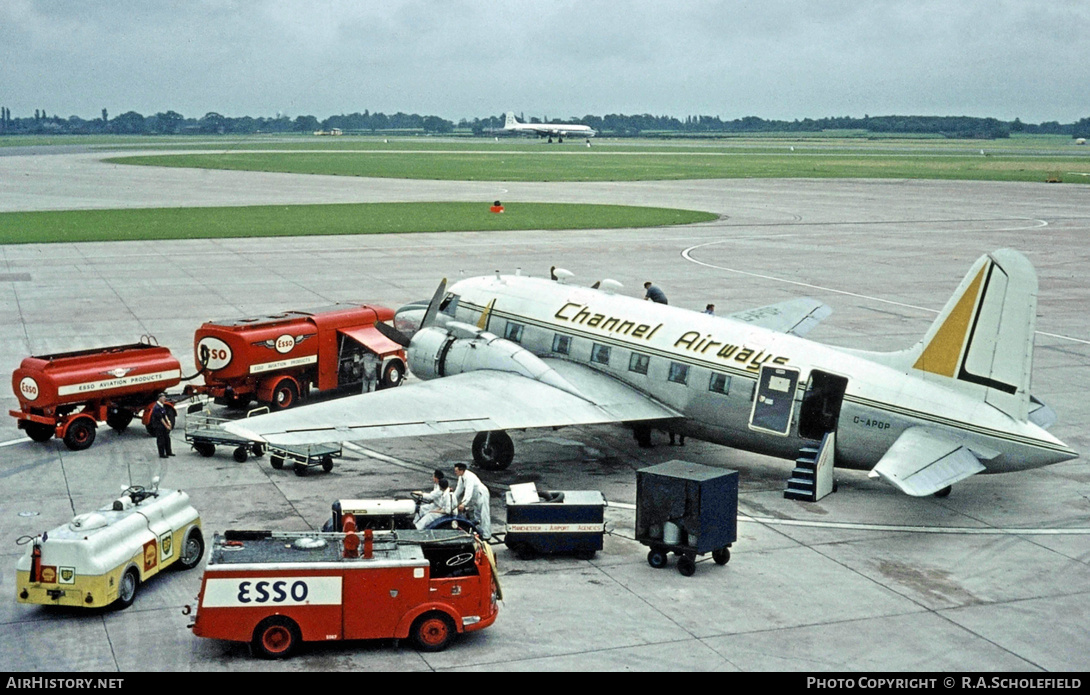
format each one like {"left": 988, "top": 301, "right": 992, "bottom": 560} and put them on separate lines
{"left": 784, "top": 431, "right": 836, "bottom": 502}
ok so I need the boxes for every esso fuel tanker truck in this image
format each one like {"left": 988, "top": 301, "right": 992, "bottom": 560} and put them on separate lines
{"left": 189, "top": 303, "right": 407, "bottom": 411}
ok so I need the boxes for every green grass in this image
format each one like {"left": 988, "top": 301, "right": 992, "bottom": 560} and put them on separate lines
{"left": 105, "top": 140, "right": 1090, "bottom": 183}
{"left": 0, "top": 202, "right": 718, "bottom": 245}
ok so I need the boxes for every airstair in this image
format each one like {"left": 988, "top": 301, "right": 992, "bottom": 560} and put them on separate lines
{"left": 784, "top": 431, "right": 836, "bottom": 502}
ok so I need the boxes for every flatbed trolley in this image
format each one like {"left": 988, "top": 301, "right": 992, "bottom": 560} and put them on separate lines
{"left": 268, "top": 442, "right": 343, "bottom": 476}
{"left": 184, "top": 404, "right": 268, "bottom": 462}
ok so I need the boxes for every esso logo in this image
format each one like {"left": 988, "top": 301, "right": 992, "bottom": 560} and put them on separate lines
{"left": 274, "top": 335, "right": 296, "bottom": 354}
{"left": 196, "top": 337, "right": 233, "bottom": 371}
{"left": 19, "top": 377, "right": 39, "bottom": 401}
{"left": 236, "top": 579, "right": 309, "bottom": 604}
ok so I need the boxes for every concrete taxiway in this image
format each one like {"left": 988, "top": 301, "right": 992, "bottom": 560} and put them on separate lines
{"left": 0, "top": 149, "right": 1088, "bottom": 672}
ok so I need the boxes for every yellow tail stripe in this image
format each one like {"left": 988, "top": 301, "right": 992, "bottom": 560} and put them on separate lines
{"left": 913, "top": 264, "right": 986, "bottom": 376}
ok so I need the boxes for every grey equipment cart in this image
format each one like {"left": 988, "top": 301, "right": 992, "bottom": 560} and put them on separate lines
{"left": 636, "top": 460, "right": 738, "bottom": 576}
{"left": 184, "top": 403, "right": 268, "bottom": 463}
{"left": 268, "top": 442, "right": 343, "bottom": 476}
{"left": 504, "top": 485, "right": 606, "bottom": 560}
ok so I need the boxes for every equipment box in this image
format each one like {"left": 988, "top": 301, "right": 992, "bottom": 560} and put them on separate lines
{"left": 504, "top": 486, "right": 605, "bottom": 560}
{"left": 636, "top": 460, "right": 738, "bottom": 576}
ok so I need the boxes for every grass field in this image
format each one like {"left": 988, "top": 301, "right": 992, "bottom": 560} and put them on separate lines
{"left": 101, "top": 134, "right": 1090, "bottom": 184}
{"left": 0, "top": 202, "right": 718, "bottom": 245}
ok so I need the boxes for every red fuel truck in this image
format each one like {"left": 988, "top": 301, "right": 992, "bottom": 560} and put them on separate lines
{"left": 10, "top": 338, "right": 182, "bottom": 450}
{"left": 190, "top": 303, "right": 407, "bottom": 410}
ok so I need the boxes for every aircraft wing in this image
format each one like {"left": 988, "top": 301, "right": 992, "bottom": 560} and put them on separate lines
{"left": 222, "top": 359, "right": 679, "bottom": 447}
{"left": 868, "top": 427, "right": 988, "bottom": 496}
{"left": 727, "top": 297, "right": 832, "bottom": 337}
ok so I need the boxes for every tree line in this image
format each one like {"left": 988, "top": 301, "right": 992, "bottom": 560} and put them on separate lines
{"left": 0, "top": 107, "right": 1087, "bottom": 140}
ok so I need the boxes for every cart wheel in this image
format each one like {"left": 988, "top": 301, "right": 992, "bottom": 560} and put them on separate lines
{"left": 23, "top": 422, "right": 54, "bottom": 443}
{"left": 321, "top": 455, "right": 334, "bottom": 473}
{"left": 233, "top": 446, "right": 249, "bottom": 463}
{"left": 252, "top": 443, "right": 265, "bottom": 458}
{"left": 63, "top": 419, "right": 97, "bottom": 451}
{"left": 410, "top": 611, "right": 456, "bottom": 652}
{"left": 713, "top": 547, "right": 731, "bottom": 565}
{"left": 252, "top": 616, "right": 301, "bottom": 660}
{"left": 294, "top": 462, "right": 308, "bottom": 477}
{"left": 270, "top": 454, "right": 284, "bottom": 470}
{"left": 574, "top": 548, "right": 597, "bottom": 561}
{"left": 647, "top": 548, "right": 668, "bottom": 569}
{"left": 677, "top": 555, "right": 696, "bottom": 577}
{"left": 514, "top": 544, "right": 537, "bottom": 561}
{"left": 114, "top": 567, "right": 139, "bottom": 609}
{"left": 194, "top": 442, "right": 215, "bottom": 457}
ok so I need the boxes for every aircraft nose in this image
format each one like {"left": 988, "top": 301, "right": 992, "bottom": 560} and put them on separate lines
{"left": 394, "top": 301, "right": 428, "bottom": 338}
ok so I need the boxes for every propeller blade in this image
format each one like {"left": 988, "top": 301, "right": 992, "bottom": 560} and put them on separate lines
{"left": 373, "top": 320, "right": 411, "bottom": 347}
{"left": 420, "top": 278, "right": 448, "bottom": 330}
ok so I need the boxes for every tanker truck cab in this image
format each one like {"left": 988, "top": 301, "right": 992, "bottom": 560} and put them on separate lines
{"left": 191, "top": 527, "right": 500, "bottom": 658}
{"left": 16, "top": 479, "right": 203, "bottom": 610}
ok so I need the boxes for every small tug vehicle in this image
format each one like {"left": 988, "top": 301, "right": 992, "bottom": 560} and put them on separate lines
{"left": 10, "top": 338, "right": 181, "bottom": 450}
{"left": 190, "top": 525, "right": 500, "bottom": 658}
{"left": 16, "top": 478, "right": 203, "bottom": 609}
{"left": 189, "top": 303, "right": 407, "bottom": 411}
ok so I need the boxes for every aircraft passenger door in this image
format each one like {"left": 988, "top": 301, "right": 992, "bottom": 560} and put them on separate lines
{"left": 797, "top": 370, "right": 849, "bottom": 441}
{"left": 749, "top": 365, "right": 801, "bottom": 436}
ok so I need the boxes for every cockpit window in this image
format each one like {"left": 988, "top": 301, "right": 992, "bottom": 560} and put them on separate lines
{"left": 439, "top": 294, "right": 459, "bottom": 316}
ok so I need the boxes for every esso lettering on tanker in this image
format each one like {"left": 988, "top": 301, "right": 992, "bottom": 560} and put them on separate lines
{"left": 275, "top": 334, "right": 296, "bottom": 354}
{"left": 197, "top": 337, "right": 233, "bottom": 371}
{"left": 19, "top": 377, "right": 40, "bottom": 402}
{"left": 200, "top": 575, "right": 341, "bottom": 608}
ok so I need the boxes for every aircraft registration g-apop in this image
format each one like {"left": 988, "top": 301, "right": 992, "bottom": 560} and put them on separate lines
{"left": 226, "top": 249, "right": 1077, "bottom": 499}
{"left": 499, "top": 112, "right": 595, "bottom": 142}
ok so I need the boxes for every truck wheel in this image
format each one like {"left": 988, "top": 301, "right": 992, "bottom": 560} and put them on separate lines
{"left": 380, "top": 360, "right": 405, "bottom": 389}
{"left": 63, "top": 419, "right": 97, "bottom": 451}
{"left": 23, "top": 422, "right": 54, "bottom": 443}
{"left": 411, "top": 611, "right": 456, "bottom": 652}
{"left": 233, "top": 446, "right": 249, "bottom": 463}
{"left": 225, "top": 394, "right": 252, "bottom": 409}
{"left": 177, "top": 529, "right": 204, "bottom": 571}
{"left": 252, "top": 617, "right": 301, "bottom": 660}
{"left": 270, "top": 381, "right": 298, "bottom": 411}
{"left": 472, "top": 430, "right": 513, "bottom": 471}
{"left": 115, "top": 568, "right": 139, "bottom": 609}
{"left": 106, "top": 407, "right": 133, "bottom": 432}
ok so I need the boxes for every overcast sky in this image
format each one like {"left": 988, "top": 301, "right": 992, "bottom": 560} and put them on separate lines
{"left": 2, "top": 1, "right": 1087, "bottom": 124}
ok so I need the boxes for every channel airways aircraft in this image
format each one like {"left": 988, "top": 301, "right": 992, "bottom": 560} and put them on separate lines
{"left": 226, "top": 249, "right": 1077, "bottom": 498}
{"left": 499, "top": 112, "right": 595, "bottom": 142}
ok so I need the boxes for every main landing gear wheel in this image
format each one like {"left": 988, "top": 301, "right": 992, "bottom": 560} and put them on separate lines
{"left": 252, "top": 616, "right": 301, "bottom": 659}
{"left": 472, "top": 430, "right": 514, "bottom": 471}
{"left": 934, "top": 486, "right": 952, "bottom": 498}
{"left": 411, "top": 611, "right": 456, "bottom": 652}
{"left": 63, "top": 419, "right": 96, "bottom": 451}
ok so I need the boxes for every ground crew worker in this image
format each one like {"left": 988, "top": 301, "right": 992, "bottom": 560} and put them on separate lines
{"left": 151, "top": 393, "right": 174, "bottom": 458}
{"left": 644, "top": 281, "right": 668, "bottom": 304}
{"left": 413, "top": 469, "right": 448, "bottom": 520}
{"left": 415, "top": 478, "right": 456, "bottom": 529}
{"left": 453, "top": 462, "right": 491, "bottom": 539}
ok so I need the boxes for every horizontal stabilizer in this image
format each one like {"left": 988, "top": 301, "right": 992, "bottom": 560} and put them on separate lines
{"left": 224, "top": 360, "right": 677, "bottom": 447}
{"left": 728, "top": 297, "right": 832, "bottom": 337}
{"left": 869, "top": 427, "right": 987, "bottom": 496}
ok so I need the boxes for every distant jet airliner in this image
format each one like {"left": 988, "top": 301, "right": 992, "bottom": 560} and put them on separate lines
{"left": 500, "top": 112, "right": 595, "bottom": 142}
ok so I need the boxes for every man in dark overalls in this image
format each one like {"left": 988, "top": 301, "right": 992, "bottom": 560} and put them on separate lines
{"left": 151, "top": 393, "right": 174, "bottom": 458}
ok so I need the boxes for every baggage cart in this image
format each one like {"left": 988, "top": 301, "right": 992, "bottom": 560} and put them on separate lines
{"left": 184, "top": 404, "right": 268, "bottom": 462}
{"left": 636, "top": 460, "right": 738, "bottom": 576}
{"left": 268, "top": 442, "right": 343, "bottom": 476}
{"left": 504, "top": 484, "right": 605, "bottom": 560}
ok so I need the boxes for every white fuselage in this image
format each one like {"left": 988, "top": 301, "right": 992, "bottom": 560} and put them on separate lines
{"left": 442, "top": 275, "right": 1075, "bottom": 474}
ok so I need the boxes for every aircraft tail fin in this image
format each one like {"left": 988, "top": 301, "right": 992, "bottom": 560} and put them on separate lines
{"left": 504, "top": 112, "right": 518, "bottom": 129}
{"left": 899, "top": 249, "right": 1037, "bottom": 421}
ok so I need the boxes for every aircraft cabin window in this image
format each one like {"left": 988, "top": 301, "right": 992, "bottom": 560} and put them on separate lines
{"left": 591, "top": 343, "right": 611, "bottom": 365}
{"left": 709, "top": 372, "right": 731, "bottom": 394}
{"left": 668, "top": 362, "right": 689, "bottom": 385}
{"left": 552, "top": 334, "right": 571, "bottom": 355}
{"left": 629, "top": 353, "right": 649, "bottom": 375}
{"left": 505, "top": 322, "right": 524, "bottom": 343}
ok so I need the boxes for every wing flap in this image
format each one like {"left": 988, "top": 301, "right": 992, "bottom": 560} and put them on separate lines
{"left": 727, "top": 297, "right": 832, "bottom": 337}
{"left": 868, "top": 427, "right": 986, "bottom": 496}
{"left": 224, "top": 364, "right": 677, "bottom": 447}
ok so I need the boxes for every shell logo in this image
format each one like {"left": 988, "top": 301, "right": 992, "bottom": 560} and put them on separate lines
{"left": 19, "top": 377, "right": 39, "bottom": 402}
{"left": 274, "top": 334, "right": 296, "bottom": 354}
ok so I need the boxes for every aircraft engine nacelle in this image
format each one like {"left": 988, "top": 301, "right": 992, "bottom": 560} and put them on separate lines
{"left": 407, "top": 325, "right": 584, "bottom": 397}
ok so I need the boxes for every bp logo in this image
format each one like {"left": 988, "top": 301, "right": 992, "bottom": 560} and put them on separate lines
{"left": 159, "top": 531, "right": 174, "bottom": 561}
{"left": 19, "top": 377, "right": 39, "bottom": 401}
{"left": 60, "top": 567, "right": 75, "bottom": 585}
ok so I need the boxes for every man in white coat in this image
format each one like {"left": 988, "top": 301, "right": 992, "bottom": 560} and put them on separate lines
{"left": 413, "top": 469, "right": 448, "bottom": 522}
{"left": 453, "top": 462, "right": 491, "bottom": 539}
{"left": 415, "top": 478, "right": 456, "bottom": 530}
